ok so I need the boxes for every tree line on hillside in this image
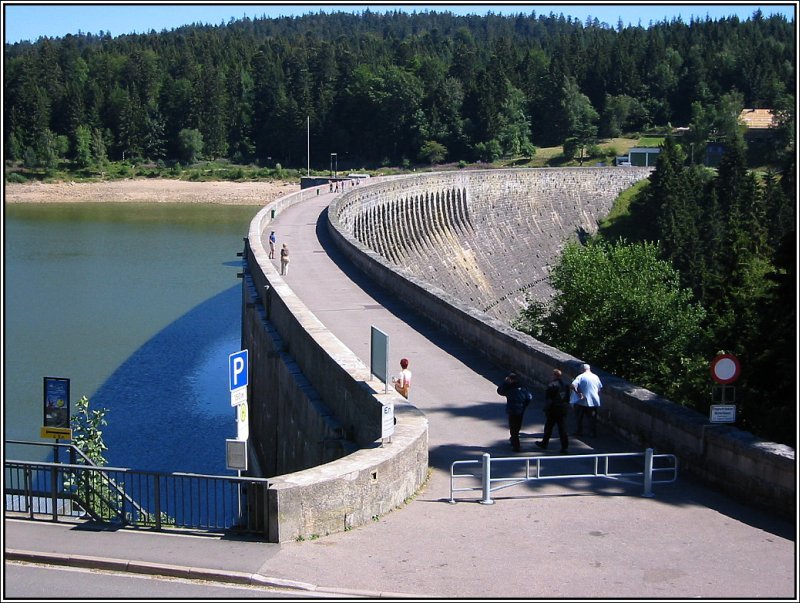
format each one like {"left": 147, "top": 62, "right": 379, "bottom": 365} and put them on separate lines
{"left": 3, "top": 9, "right": 795, "bottom": 170}
{"left": 515, "top": 134, "right": 795, "bottom": 446}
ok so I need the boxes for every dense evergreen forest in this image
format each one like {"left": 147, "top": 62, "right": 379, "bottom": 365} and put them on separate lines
{"left": 3, "top": 9, "right": 795, "bottom": 169}
{"left": 4, "top": 9, "right": 796, "bottom": 445}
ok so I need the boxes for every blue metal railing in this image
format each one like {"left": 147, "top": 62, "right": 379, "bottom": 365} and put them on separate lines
{"left": 4, "top": 440, "right": 272, "bottom": 538}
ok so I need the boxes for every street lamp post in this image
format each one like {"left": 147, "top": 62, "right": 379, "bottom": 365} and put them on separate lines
{"left": 330, "top": 152, "right": 337, "bottom": 178}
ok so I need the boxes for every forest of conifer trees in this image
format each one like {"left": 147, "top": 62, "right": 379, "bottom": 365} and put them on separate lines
{"left": 4, "top": 9, "right": 796, "bottom": 445}
{"left": 4, "top": 9, "right": 795, "bottom": 169}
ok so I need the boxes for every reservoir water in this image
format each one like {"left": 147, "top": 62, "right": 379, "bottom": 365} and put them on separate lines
{"left": 4, "top": 202, "right": 259, "bottom": 475}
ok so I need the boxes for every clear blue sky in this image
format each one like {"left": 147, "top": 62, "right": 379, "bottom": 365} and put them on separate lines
{"left": 3, "top": 2, "right": 796, "bottom": 44}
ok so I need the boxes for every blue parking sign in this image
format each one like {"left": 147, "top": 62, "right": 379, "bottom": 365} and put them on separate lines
{"left": 229, "top": 350, "right": 248, "bottom": 391}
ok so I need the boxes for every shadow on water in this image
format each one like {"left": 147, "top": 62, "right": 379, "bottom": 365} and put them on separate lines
{"left": 91, "top": 285, "right": 241, "bottom": 476}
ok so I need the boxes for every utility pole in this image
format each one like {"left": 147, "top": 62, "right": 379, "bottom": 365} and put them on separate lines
{"left": 307, "top": 116, "right": 310, "bottom": 177}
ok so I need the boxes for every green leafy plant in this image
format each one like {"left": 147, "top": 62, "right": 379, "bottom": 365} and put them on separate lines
{"left": 71, "top": 395, "right": 109, "bottom": 465}
{"left": 64, "top": 396, "right": 121, "bottom": 520}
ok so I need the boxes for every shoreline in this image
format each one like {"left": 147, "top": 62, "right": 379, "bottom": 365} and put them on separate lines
{"left": 4, "top": 179, "right": 300, "bottom": 205}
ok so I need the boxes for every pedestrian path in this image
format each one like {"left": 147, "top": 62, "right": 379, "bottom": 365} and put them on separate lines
{"left": 5, "top": 188, "right": 796, "bottom": 598}
{"left": 237, "top": 189, "right": 795, "bottom": 598}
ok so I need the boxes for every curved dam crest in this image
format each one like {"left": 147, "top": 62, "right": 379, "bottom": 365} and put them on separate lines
{"left": 326, "top": 167, "right": 794, "bottom": 520}
{"left": 339, "top": 167, "right": 652, "bottom": 322}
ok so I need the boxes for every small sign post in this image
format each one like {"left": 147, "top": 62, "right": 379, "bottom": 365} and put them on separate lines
{"left": 42, "top": 377, "right": 72, "bottom": 449}
{"left": 228, "top": 349, "right": 250, "bottom": 523}
{"left": 701, "top": 353, "right": 741, "bottom": 453}
{"left": 382, "top": 401, "right": 395, "bottom": 443}
{"left": 229, "top": 350, "right": 249, "bottom": 406}
{"left": 709, "top": 353, "right": 739, "bottom": 423}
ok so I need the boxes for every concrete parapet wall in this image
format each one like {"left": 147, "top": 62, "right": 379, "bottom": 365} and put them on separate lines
{"left": 327, "top": 169, "right": 795, "bottom": 517}
{"left": 243, "top": 186, "right": 429, "bottom": 542}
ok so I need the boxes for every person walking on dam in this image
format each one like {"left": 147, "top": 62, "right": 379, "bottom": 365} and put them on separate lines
{"left": 269, "top": 231, "right": 276, "bottom": 259}
{"left": 497, "top": 372, "right": 532, "bottom": 452}
{"left": 280, "top": 243, "right": 290, "bottom": 275}
{"left": 536, "top": 368, "right": 571, "bottom": 453}
{"left": 572, "top": 363, "right": 602, "bottom": 437}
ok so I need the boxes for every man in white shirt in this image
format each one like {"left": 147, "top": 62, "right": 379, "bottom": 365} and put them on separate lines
{"left": 572, "top": 363, "right": 602, "bottom": 437}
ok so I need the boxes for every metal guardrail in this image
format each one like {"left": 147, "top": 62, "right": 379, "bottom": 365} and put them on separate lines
{"left": 449, "top": 448, "right": 677, "bottom": 504}
{"left": 4, "top": 441, "right": 272, "bottom": 537}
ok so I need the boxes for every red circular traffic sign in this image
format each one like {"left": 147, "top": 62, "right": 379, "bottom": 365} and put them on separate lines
{"left": 710, "top": 354, "right": 741, "bottom": 384}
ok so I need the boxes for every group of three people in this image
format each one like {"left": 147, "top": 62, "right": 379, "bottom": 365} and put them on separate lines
{"left": 497, "top": 364, "right": 602, "bottom": 453}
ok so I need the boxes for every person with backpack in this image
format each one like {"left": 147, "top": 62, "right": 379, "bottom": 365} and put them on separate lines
{"left": 535, "top": 368, "right": 571, "bottom": 453}
{"left": 497, "top": 372, "right": 532, "bottom": 452}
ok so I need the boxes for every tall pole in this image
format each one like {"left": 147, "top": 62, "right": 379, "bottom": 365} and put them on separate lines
{"left": 307, "top": 116, "right": 310, "bottom": 177}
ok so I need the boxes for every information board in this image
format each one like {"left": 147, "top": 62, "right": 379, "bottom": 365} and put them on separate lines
{"left": 370, "top": 326, "right": 389, "bottom": 393}
{"left": 43, "top": 377, "right": 71, "bottom": 438}
{"left": 709, "top": 404, "right": 737, "bottom": 423}
{"left": 226, "top": 439, "right": 248, "bottom": 471}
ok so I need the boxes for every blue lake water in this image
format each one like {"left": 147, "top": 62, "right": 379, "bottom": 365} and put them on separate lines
{"left": 4, "top": 202, "right": 259, "bottom": 474}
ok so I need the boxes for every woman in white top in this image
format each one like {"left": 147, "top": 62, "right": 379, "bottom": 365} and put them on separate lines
{"left": 392, "top": 358, "right": 412, "bottom": 399}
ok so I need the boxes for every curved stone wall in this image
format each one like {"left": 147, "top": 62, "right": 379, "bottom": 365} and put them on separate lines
{"left": 327, "top": 169, "right": 795, "bottom": 517}
{"left": 336, "top": 168, "right": 652, "bottom": 322}
{"left": 242, "top": 187, "right": 429, "bottom": 542}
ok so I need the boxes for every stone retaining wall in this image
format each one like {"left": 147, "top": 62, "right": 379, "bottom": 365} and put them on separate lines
{"left": 327, "top": 168, "right": 795, "bottom": 517}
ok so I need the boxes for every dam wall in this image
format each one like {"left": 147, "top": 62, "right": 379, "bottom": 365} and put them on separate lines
{"left": 336, "top": 168, "right": 651, "bottom": 321}
{"left": 242, "top": 187, "right": 428, "bottom": 542}
{"left": 327, "top": 168, "right": 795, "bottom": 517}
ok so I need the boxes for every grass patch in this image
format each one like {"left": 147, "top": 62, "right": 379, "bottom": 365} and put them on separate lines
{"left": 596, "top": 179, "right": 651, "bottom": 242}
{"left": 637, "top": 136, "right": 665, "bottom": 147}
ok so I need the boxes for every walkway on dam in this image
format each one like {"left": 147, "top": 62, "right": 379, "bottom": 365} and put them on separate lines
{"left": 247, "top": 188, "right": 795, "bottom": 597}
{"left": 6, "top": 188, "right": 795, "bottom": 598}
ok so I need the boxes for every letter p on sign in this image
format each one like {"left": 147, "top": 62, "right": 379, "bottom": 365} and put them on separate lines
{"left": 229, "top": 350, "right": 249, "bottom": 391}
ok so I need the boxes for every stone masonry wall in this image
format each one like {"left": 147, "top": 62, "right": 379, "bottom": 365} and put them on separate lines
{"left": 338, "top": 168, "right": 651, "bottom": 322}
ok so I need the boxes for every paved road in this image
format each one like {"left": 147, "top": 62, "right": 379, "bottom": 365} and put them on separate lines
{"left": 6, "top": 188, "right": 796, "bottom": 599}
{"left": 4, "top": 561, "right": 331, "bottom": 599}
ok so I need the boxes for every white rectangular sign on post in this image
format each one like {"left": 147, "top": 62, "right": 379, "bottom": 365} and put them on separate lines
{"left": 231, "top": 387, "right": 247, "bottom": 407}
{"left": 709, "top": 404, "right": 736, "bottom": 423}
{"left": 236, "top": 401, "right": 249, "bottom": 441}
{"left": 382, "top": 401, "right": 394, "bottom": 439}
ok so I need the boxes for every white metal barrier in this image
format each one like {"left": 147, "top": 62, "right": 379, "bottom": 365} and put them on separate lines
{"left": 449, "top": 448, "right": 677, "bottom": 504}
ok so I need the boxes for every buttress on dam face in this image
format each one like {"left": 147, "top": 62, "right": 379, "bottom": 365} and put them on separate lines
{"left": 334, "top": 167, "right": 653, "bottom": 323}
